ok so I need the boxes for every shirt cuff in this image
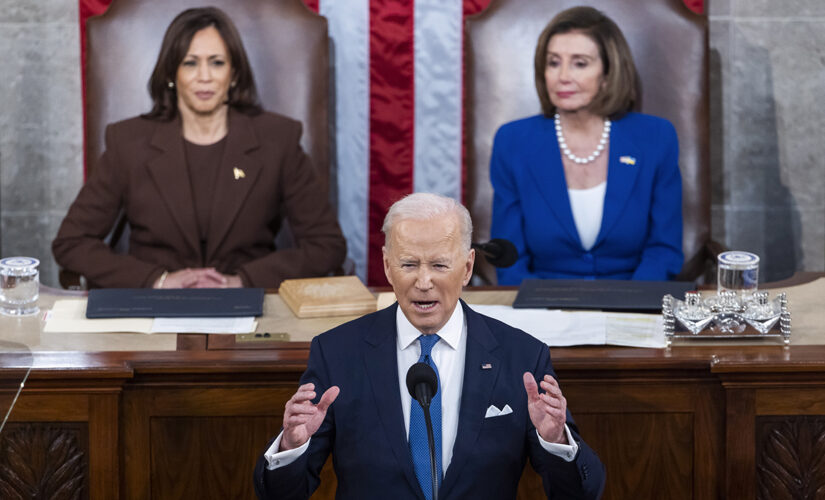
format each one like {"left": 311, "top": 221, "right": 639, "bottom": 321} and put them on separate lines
{"left": 537, "top": 424, "right": 579, "bottom": 462}
{"left": 264, "top": 431, "right": 311, "bottom": 470}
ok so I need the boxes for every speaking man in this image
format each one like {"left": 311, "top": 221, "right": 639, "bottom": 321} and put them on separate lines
{"left": 254, "top": 193, "right": 605, "bottom": 499}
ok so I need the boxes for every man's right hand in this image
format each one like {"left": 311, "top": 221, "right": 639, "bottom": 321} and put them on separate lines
{"left": 280, "top": 383, "right": 340, "bottom": 451}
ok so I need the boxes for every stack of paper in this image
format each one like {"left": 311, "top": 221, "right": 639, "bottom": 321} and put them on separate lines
{"left": 469, "top": 304, "right": 664, "bottom": 348}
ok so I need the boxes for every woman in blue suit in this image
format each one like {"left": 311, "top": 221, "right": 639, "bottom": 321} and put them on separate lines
{"left": 491, "top": 6, "right": 683, "bottom": 285}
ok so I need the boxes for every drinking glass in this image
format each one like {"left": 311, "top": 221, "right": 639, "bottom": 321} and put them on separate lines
{"left": 0, "top": 257, "right": 40, "bottom": 316}
{"left": 717, "top": 251, "right": 759, "bottom": 296}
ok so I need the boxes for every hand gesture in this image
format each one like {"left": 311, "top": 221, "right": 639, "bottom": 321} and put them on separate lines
{"left": 154, "top": 268, "right": 230, "bottom": 288}
{"left": 280, "top": 383, "right": 340, "bottom": 451}
{"left": 523, "top": 372, "right": 567, "bottom": 444}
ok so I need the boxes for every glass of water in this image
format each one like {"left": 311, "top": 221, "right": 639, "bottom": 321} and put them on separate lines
{"left": 0, "top": 256, "right": 40, "bottom": 316}
{"left": 717, "top": 251, "right": 759, "bottom": 296}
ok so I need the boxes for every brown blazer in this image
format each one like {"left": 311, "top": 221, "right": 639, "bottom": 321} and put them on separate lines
{"left": 53, "top": 110, "right": 346, "bottom": 288}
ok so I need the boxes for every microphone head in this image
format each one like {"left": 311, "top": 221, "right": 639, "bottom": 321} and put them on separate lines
{"left": 406, "top": 362, "right": 438, "bottom": 406}
{"left": 485, "top": 239, "right": 518, "bottom": 268}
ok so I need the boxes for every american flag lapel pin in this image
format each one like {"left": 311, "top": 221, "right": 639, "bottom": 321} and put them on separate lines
{"left": 619, "top": 156, "right": 636, "bottom": 166}
{"left": 481, "top": 363, "right": 492, "bottom": 370}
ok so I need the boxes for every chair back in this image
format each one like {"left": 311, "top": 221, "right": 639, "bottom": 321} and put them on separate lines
{"left": 465, "top": 0, "right": 709, "bottom": 282}
{"left": 85, "top": 0, "right": 330, "bottom": 184}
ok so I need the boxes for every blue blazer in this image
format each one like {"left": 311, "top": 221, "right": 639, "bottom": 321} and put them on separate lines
{"left": 254, "top": 301, "right": 605, "bottom": 499}
{"left": 491, "top": 112, "right": 683, "bottom": 284}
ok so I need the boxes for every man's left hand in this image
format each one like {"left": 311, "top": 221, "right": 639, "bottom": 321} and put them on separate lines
{"left": 523, "top": 372, "right": 568, "bottom": 444}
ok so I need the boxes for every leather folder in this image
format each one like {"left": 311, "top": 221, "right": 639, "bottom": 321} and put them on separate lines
{"left": 85, "top": 288, "right": 265, "bottom": 318}
{"left": 513, "top": 279, "right": 694, "bottom": 312}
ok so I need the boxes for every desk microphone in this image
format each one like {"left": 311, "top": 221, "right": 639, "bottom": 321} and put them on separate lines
{"left": 406, "top": 362, "right": 439, "bottom": 500}
{"left": 471, "top": 239, "right": 518, "bottom": 268}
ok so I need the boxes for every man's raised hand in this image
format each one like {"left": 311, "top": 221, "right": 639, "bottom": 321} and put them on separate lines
{"left": 280, "top": 383, "right": 340, "bottom": 451}
{"left": 523, "top": 372, "right": 567, "bottom": 444}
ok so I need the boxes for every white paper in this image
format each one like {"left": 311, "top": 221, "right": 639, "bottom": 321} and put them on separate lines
{"left": 150, "top": 317, "right": 257, "bottom": 334}
{"left": 44, "top": 299, "right": 154, "bottom": 333}
{"left": 604, "top": 313, "right": 665, "bottom": 348}
{"left": 468, "top": 304, "right": 664, "bottom": 348}
{"left": 45, "top": 299, "right": 258, "bottom": 335}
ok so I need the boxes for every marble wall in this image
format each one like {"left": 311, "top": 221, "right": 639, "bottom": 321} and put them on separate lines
{"left": 709, "top": 0, "right": 825, "bottom": 280}
{"left": 0, "top": 0, "right": 823, "bottom": 286}
{"left": 0, "top": 0, "right": 83, "bottom": 286}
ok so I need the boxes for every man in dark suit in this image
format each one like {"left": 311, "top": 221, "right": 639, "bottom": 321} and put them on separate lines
{"left": 254, "top": 193, "right": 605, "bottom": 499}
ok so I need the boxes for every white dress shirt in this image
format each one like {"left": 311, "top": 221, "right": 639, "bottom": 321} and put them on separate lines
{"left": 395, "top": 300, "right": 466, "bottom": 471}
{"left": 264, "top": 303, "right": 578, "bottom": 470}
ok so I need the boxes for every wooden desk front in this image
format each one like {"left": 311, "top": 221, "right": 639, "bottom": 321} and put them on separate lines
{"left": 1, "top": 276, "right": 824, "bottom": 499}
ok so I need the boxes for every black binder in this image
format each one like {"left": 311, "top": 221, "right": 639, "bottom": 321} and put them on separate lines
{"left": 513, "top": 279, "right": 694, "bottom": 312}
{"left": 86, "top": 288, "right": 265, "bottom": 318}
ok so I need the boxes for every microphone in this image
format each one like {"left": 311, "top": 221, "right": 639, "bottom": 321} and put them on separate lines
{"left": 406, "top": 362, "right": 439, "bottom": 500}
{"left": 407, "top": 362, "right": 438, "bottom": 407}
{"left": 471, "top": 238, "right": 518, "bottom": 268}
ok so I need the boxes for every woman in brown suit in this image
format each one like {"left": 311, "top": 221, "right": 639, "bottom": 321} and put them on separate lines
{"left": 53, "top": 7, "right": 346, "bottom": 289}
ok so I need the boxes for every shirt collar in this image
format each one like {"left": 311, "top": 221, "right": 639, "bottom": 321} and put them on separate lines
{"left": 396, "top": 301, "right": 464, "bottom": 351}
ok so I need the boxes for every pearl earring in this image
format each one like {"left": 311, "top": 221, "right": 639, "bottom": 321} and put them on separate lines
{"left": 167, "top": 81, "right": 174, "bottom": 89}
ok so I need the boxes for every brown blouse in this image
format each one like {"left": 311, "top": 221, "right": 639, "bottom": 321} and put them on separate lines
{"left": 184, "top": 137, "right": 227, "bottom": 260}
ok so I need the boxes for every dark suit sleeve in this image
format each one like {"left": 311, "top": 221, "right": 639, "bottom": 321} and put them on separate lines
{"left": 237, "top": 122, "right": 346, "bottom": 287}
{"left": 254, "top": 337, "right": 336, "bottom": 500}
{"left": 631, "top": 120, "right": 684, "bottom": 280}
{"left": 52, "top": 124, "right": 165, "bottom": 288}
{"left": 490, "top": 124, "right": 540, "bottom": 286}
{"left": 526, "top": 347, "right": 606, "bottom": 499}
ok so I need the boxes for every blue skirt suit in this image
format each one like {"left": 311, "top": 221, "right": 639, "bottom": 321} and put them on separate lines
{"left": 490, "top": 112, "right": 684, "bottom": 285}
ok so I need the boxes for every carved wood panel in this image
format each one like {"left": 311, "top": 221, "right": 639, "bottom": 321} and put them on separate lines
{"left": 0, "top": 423, "right": 88, "bottom": 500}
{"left": 756, "top": 416, "right": 825, "bottom": 500}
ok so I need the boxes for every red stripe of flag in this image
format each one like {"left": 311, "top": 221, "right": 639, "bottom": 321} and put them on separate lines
{"left": 302, "top": 0, "right": 319, "bottom": 13}
{"left": 367, "top": 0, "right": 416, "bottom": 285}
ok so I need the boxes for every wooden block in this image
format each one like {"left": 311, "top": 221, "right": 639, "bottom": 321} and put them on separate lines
{"left": 279, "top": 276, "right": 377, "bottom": 318}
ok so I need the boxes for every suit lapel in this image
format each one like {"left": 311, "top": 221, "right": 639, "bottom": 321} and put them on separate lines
{"left": 204, "top": 110, "right": 262, "bottom": 261}
{"left": 440, "top": 301, "right": 501, "bottom": 498}
{"left": 525, "top": 117, "right": 582, "bottom": 246}
{"left": 362, "top": 304, "right": 423, "bottom": 497}
{"left": 595, "top": 116, "right": 642, "bottom": 248}
{"left": 146, "top": 116, "right": 201, "bottom": 257}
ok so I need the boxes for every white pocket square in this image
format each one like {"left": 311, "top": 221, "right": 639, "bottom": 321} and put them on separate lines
{"left": 485, "top": 404, "right": 513, "bottom": 418}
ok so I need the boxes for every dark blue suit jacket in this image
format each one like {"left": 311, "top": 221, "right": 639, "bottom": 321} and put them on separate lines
{"left": 254, "top": 301, "right": 605, "bottom": 499}
{"left": 491, "top": 112, "right": 683, "bottom": 285}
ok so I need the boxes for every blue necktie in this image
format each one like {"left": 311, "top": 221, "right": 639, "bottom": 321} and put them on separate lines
{"left": 409, "top": 334, "right": 442, "bottom": 500}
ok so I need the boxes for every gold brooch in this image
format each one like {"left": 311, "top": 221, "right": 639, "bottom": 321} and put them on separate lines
{"left": 619, "top": 156, "right": 636, "bottom": 165}
{"left": 233, "top": 167, "right": 246, "bottom": 180}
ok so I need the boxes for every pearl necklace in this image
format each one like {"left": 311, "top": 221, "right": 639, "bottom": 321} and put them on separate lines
{"left": 554, "top": 113, "right": 611, "bottom": 164}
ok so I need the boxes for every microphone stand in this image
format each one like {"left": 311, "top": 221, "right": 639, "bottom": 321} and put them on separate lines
{"left": 408, "top": 362, "right": 440, "bottom": 500}
{"left": 422, "top": 404, "right": 438, "bottom": 500}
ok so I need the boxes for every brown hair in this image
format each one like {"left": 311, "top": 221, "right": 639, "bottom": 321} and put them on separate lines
{"left": 143, "top": 7, "right": 261, "bottom": 121}
{"left": 534, "top": 6, "right": 640, "bottom": 118}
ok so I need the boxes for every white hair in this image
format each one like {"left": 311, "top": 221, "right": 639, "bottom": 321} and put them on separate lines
{"left": 382, "top": 192, "right": 473, "bottom": 250}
